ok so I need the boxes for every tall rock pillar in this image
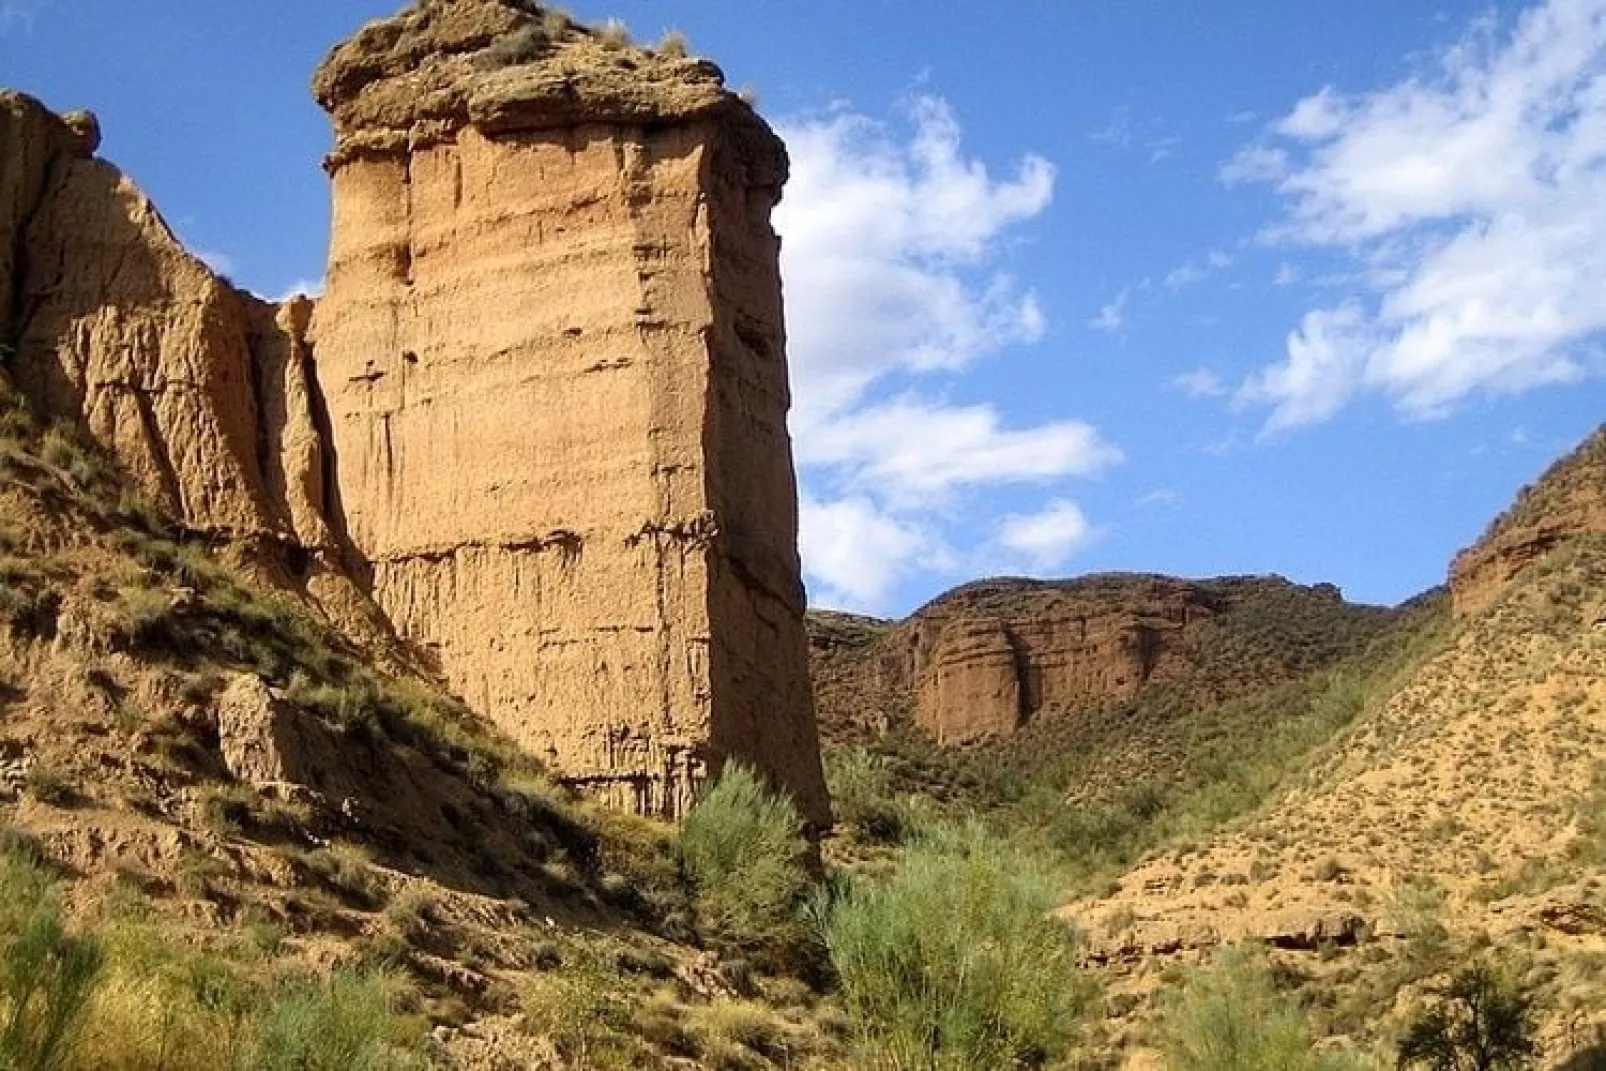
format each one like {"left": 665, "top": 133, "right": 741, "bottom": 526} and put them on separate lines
{"left": 310, "top": 0, "right": 829, "bottom": 824}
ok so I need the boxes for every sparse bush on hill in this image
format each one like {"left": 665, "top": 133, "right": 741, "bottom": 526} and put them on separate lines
{"left": 1157, "top": 949, "right": 1365, "bottom": 1071}
{"left": 239, "top": 970, "right": 423, "bottom": 1071}
{"left": 824, "top": 749, "right": 905, "bottom": 844}
{"left": 0, "top": 843, "right": 103, "bottom": 1071}
{"left": 1396, "top": 964, "right": 1538, "bottom": 1071}
{"left": 821, "top": 821, "right": 1091, "bottom": 1069}
{"left": 679, "top": 763, "right": 815, "bottom": 971}
{"left": 595, "top": 17, "right": 631, "bottom": 49}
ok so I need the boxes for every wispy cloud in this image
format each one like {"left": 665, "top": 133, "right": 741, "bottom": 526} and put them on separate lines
{"left": 1227, "top": 0, "right": 1606, "bottom": 432}
{"left": 272, "top": 277, "right": 325, "bottom": 303}
{"left": 777, "top": 97, "right": 1118, "bottom": 610}
{"left": 0, "top": 0, "right": 46, "bottom": 34}
{"left": 194, "top": 249, "right": 236, "bottom": 277}
{"left": 1171, "top": 368, "right": 1229, "bottom": 398}
{"left": 1163, "top": 248, "right": 1233, "bottom": 292}
{"left": 1087, "top": 288, "right": 1130, "bottom": 333}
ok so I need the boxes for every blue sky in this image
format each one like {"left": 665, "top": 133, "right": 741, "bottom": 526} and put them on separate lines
{"left": 6, "top": 0, "right": 1603, "bottom": 615}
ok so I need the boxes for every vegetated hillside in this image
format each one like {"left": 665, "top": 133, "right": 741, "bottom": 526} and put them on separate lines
{"left": 810, "top": 573, "right": 1394, "bottom": 749}
{"left": 1451, "top": 423, "right": 1606, "bottom": 614}
{"left": 808, "top": 573, "right": 1399, "bottom": 814}
{"left": 1063, "top": 447, "right": 1606, "bottom": 1066}
{"left": 810, "top": 426, "right": 1606, "bottom": 1068}
{"left": 0, "top": 365, "right": 849, "bottom": 1069}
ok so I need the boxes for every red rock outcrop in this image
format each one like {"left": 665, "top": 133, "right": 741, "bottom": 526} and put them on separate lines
{"left": 1449, "top": 424, "right": 1606, "bottom": 615}
{"left": 810, "top": 574, "right": 1387, "bottom": 747}
{"left": 304, "top": 0, "right": 826, "bottom": 822}
{"left": 0, "top": 0, "right": 830, "bottom": 825}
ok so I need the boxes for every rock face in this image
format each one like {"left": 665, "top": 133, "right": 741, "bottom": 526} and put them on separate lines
{"left": 1449, "top": 424, "right": 1606, "bottom": 615}
{"left": 307, "top": 0, "right": 826, "bottom": 823}
{"left": 810, "top": 574, "right": 1389, "bottom": 747}
{"left": 0, "top": 91, "right": 390, "bottom": 653}
{"left": 0, "top": 0, "right": 830, "bottom": 826}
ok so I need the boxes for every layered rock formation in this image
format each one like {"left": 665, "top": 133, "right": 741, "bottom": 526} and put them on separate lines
{"left": 0, "top": 0, "right": 830, "bottom": 825}
{"left": 810, "top": 574, "right": 1390, "bottom": 747}
{"left": 0, "top": 90, "right": 384, "bottom": 642}
{"left": 307, "top": 0, "right": 826, "bottom": 823}
{"left": 1449, "top": 424, "right": 1606, "bottom": 615}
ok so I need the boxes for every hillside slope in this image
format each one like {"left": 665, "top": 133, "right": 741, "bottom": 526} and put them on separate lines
{"left": 1067, "top": 429, "right": 1606, "bottom": 1066}
{"left": 0, "top": 335, "right": 843, "bottom": 1066}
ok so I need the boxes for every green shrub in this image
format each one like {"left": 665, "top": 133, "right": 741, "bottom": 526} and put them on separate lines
{"left": 521, "top": 955, "right": 648, "bottom": 1069}
{"left": 23, "top": 767, "right": 74, "bottom": 808}
{"left": 825, "top": 749, "right": 904, "bottom": 844}
{"left": 679, "top": 763, "right": 813, "bottom": 969}
{"left": 1157, "top": 949, "right": 1363, "bottom": 1071}
{"left": 821, "top": 821, "right": 1090, "bottom": 1068}
{"left": 1397, "top": 964, "right": 1538, "bottom": 1071}
{"left": 300, "top": 845, "right": 384, "bottom": 909}
{"left": 0, "top": 843, "right": 104, "bottom": 1071}
{"left": 238, "top": 971, "right": 423, "bottom": 1071}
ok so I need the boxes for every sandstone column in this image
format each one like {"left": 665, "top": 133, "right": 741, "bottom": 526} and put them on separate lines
{"left": 309, "top": 0, "right": 829, "bottom": 823}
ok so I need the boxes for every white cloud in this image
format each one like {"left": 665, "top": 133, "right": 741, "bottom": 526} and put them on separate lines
{"left": 776, "top": 97, "right": 1118, "bottom": 611}
{"left": 194, "top": 249, "right": 236, "bottom": 277}
{"left": 1231, "top": 0, "right": 1606, "bottom": 430}
{"left": 1087, "top": 288, "right": 1129, "bottom": 333}
{"left": 777, "top": 97, "right": 1053, "bottom": 430}
{"left": 272, "top": 277, "right": 325, "bottom": 303}
{"left": 800, "top": 397, "right": 1120, "bottom": 508}
{"left": 1172, "top": 368, "right": 1228, "bottom": 398}
{"left": 1135, "top": 488, "right": 1183, "bottom": 509}
{"left": 1238, "top": 304, "right": 1373, "bottom": 432}
{"left": 798, "top": 494, "right": 936, "bottom": 609}
{"left": 996, "top": 499, "right": 1096, "bottom": 570}
{"left": 0, "top": 0, "right": 45, "bottom": 33}
{"left": 1164, "top": 249, "right": 1233, "bottom": 292}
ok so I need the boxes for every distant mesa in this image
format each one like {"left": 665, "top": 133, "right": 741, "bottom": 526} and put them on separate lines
{"left": 810, "top": 573, "right": 1392, "bottom": 748}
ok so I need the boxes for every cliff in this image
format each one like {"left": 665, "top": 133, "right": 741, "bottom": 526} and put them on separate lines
{"left": 1449, "top": 424, "right": 1606, "bottom": 615}
{"left": 0, "top": 0, "right": 828, "bottom": 825}
{"left": 308, "top": 0, "right": 825, "bottom": 824}
{"left": 809, "top": 573, "right": 1394, "bottom": 748}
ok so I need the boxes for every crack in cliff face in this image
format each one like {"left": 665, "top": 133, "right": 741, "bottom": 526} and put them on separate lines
{"left": 372, "top": 529, "right": 585, "bottom": 566}
{"left": 7, "top": 148, "right": 68, "bottom": 351}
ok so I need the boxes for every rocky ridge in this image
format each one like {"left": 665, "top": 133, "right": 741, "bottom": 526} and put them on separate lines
{"left": 1450, "top": 423, "right": 1606, "bottom": 615}
{"left": 0, "top": 0, "right": 827, "bottom": 823}
{"left": 809, "top": 573, "right": 1392, "bottom": 748}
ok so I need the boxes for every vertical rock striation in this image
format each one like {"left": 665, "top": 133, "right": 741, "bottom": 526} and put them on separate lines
{"left": 308, "top": 0, "right": 827, "bottom": 822}
{"left": 0, "top": 91, "right": 392, "bottom": 653}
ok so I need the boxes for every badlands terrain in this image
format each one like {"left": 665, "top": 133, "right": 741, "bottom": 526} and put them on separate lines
{"left": 0, "top": 0, "right": 1602, "bottom": 1068}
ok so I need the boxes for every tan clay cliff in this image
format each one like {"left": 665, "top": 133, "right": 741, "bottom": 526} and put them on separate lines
{"left": 810, "top": 574, "right": 1390, "bottom": 747}
{"left": 0, "top": 0, "right": 829, "bottom": 825}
